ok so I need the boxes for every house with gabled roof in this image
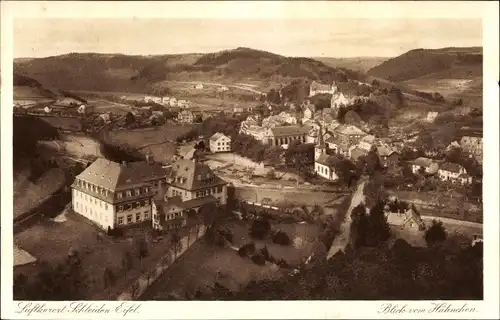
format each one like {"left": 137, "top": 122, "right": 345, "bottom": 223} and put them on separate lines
{"left": 460, "top": 136, "right": 482, "bottom": 163}
{"left": 385, "top": 206, "right": 426, "bottom": 232}
{"left": 411, "top": 157, "right": 439, "bottom": 175}
{"left": 376, "top": 144, "right": 399, "bottom": 169}
{"left": 314, "top": 133, "right": 339, "bottom": 181}
{"left": 438, "top": 162, "right": 472, "bottom": 184}
{"left": 152, "top": 194, "right": 218, "bottom": 231}
{"left": 209, "top": 132, "right": 231, "bottom": 153}
{"left": 166, "top": 158, "right": 228, "bottom": 205}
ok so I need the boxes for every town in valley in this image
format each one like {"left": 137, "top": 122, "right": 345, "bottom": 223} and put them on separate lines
{"left": 12, "top": 19, "right": 483, "bottom": 301}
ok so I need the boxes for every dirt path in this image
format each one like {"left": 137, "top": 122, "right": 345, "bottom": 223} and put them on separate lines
{"left": 327, "top": 178, "right": 367, "bottom": 259}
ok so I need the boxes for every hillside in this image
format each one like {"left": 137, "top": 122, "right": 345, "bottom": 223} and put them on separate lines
{"left": 314, "top": 56, "right": 389, "bottom": 73}
{"left": 366, "top": 47, "right": 482, "bottom": 82}
{"left": 14, "top": 47, "right": 365, "bottom": 93}
{"left": 14, "top": 73, "right": 58, "bottom": 101}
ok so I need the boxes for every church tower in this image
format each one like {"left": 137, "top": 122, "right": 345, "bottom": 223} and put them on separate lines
{"left": 314, "top": 122, "right": 326, "bottom": 161}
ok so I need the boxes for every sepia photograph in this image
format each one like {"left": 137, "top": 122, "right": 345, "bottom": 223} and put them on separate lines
{"left": 2, "top": 1, "right": 499, "bottom": 319}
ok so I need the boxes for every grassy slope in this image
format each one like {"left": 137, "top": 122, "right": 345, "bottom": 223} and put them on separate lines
{"left": 14, "top": 47, "right": 364, "bottom": 94}
{"left": 367, "top": 47, "right": 482, "bottom": 82}
{"left": 313, "top": 56, "right": 390, "bottom": 73}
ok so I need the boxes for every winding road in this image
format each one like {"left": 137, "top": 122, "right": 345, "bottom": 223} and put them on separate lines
{"left": 327, "top": 178, "right": 367, "bottom": 259}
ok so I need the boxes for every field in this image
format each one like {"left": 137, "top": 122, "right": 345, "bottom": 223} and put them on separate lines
{"left": 13, "top": 167, "right": 66, "bottom": 219}
{"left": 226, "top": 220, "right": 321, "bottom": 265}
{"left": 89, "top": 100, "right": 136, "bottom": 115}
{"left": 234, "top": 187, "right": 342, "bottom": 208}
{"left": 39, "top": 134, "right": 104, "bottom": 159}
{"left": 104, "top": 124, "right": 195, "bottom": 162}
{"left": 141, "top": 240, "right": 283, "bottom": 300}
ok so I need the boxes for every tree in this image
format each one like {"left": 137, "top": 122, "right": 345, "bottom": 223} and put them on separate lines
{"left": 170, "top": 232, "right": 182, "bottom": 260}
{"left": 310, "top": 204, "right": 325, "bottom": 219}
{"left": 130, "top": 282, "right": 140, "bottom": 299}
{"left": 366, "top": 200, "right": 391, "bottom": 245}
{"left": 200, "top": 202, "right": 218, "bottom": 228}
{"left": 125, "top": 112, "right": 135, "bottom": 125}
{"left": 273, "top": 230, "right": 291, "bottom": 246}
{"left": 146, "top": 268, "right": 155, "bottom": 286}
{"left": 365, "top": 147, "right": 382, "bottom": 176}
{"left": 249, "top": 218, "right": 271, "bottom": 240}
{"left": 425, "top": 219, "right": 447, "bottom": 247}
{"left": 133, "top": 235, "right": 149, "bottom": 269}
{"left": 103, "top": 267, "right": 116, "bottom": 289}
{"left": 186, "top": 209, "right": 198, "bottom": 246}
{"left": 333, "top": 158, "right": 358, "bottom": 186}
{"left": 238, "top": 242, "right": 256, "bottom": 257}
{"left": 121, "top": 251, "right": 134, "bottom": 280}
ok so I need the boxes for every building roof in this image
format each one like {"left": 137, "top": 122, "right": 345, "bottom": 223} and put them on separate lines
{"left": 270, "top": 125, "right": 310, "bottom": 137}
{"left": 412, "top": 157, "right": 435, "bottom": 168}
{"left": 460, "top": 136, "right": 482, "bottom": 146}
{"left": 74, "top": 158, "right": 168, "bottom": 192}
{"left": 377, "top": 145, "right": 396, "bottom": 157}
{"left": 180, "top": 195, "right": 218, "bottom": 210}
{"left": 316, "top": 154, "right": 337, "bottom": 167}
{"left": 440, "top": 162, "right": 465, "bottom": 173}
{"left": 350, "top": 147, "right": 367, "bottom": 161}
{"left": 335, "top": 124, "right": 366, "bottom": 136}
{"left": 325, "top": 136, "right": 351, "bottom": 151}
{"left": 209, "top": 132, "right": 229, "bottom": 142}
{"left": 167, "top": 158, "right": 226, "bottom": 191}
{"left": 360, "top": 134, "right": 375, "bottom": 144}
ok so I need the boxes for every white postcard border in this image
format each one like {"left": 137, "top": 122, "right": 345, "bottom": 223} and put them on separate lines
{"left": 1, "top": 1, "right": 499, "bottom": 319}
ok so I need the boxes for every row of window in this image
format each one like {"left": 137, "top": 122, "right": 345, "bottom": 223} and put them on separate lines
{"left": 195, "top": 186, "right": 223, "bottom": 198}
{"left": 216, "top": 146, "right": 230, "bottom": 151}
{"left": 75, "top": 202, "right": 110, "bottom": 223}
{"left": 116, "top": 186, "right": 151, "bottom": 199}
{"left": 74, "top": 179, "right": 111, "bottom": 198}
{"left": 172, "top": 189, "right": 186, "bottom": 197}
{"left": 217, "top": 141, "right": 230, "bottom": 146}
{"left": 316, "top": 164, "right": 329, "bottom": 175}
{"left": 117, "top": 200, "right": 150, "bottom": 212}
{"left": 74, "top": 190, "right": 110, "bottom": 210}
{"left": 166, "top": 212, "right": 183, "bottom": 220}
{"left": 117, "top": 211, "right": 150, "bottom": 225}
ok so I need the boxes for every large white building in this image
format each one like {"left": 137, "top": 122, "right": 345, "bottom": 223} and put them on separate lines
{"left": 209, "top": 132, "right": 231, "bottom": 153}
{"left": 71, "top": 158, "right": 168, "bottom": 230}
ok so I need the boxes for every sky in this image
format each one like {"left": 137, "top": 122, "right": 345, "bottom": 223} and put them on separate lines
{"left": 14, "top": 19, "right": 482, "bottom": 59}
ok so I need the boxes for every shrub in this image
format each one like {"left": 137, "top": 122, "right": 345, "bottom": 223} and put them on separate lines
{"left": 238, "top": 242, "right": 256, "bottom": 257}
{"left": 251, "top": 252, "right": 266, "bottom": 265}
{"left": 249, "top": 219, "right": 271, "bottom": 240}
{"left": 277, "top": 258, "right": 289, "bottom": 268}
{"left": 273, "top": 230, "right": 291, "bottom": 246}
{"left": 260, "top": 246, "right": 270, "bottom": 261}
{"left": 425, "top": 219, "right": 447, "bottom": 247}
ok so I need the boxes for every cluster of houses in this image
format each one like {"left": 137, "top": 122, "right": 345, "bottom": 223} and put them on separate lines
{"left": 71, "top": 154, "right": 228, "bottom": 231}
{"left": 235, "top": 79, "right": 482, "bottom": 187}
{"left": 143, "top": 96, "right": 192, "bottom": 109}
{"left": 14, "top": 99, "right": 88, "bottom": 116}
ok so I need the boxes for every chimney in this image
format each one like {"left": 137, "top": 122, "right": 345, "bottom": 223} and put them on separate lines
{"left": 121, "top": 161, "right": 127, "bottom": 167}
